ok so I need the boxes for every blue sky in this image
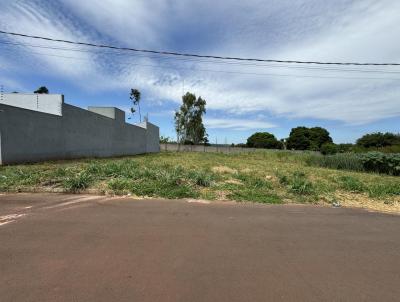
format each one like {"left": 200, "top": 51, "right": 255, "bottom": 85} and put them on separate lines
{"left": 0, "top": 0, "right": 399, "bottom": 144}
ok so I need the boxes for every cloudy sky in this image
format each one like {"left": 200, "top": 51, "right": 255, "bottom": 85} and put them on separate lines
{"left": 0, "top": 0, "right": 399, "bottom": 143}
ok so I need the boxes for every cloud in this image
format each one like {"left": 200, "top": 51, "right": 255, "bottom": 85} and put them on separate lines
{"left": 205, "top": 118, "right": 276, "bottom": 131}
{"left": 0, "top": 0, "right": 399, "bottom": 126}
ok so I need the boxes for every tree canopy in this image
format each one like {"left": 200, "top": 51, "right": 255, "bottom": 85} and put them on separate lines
{"left": 246, "top": 132, "right": 282, "bottom": 149}
{"left": 130, "top": 88, "right": 142, "bottom": 122}
{"left": 356, "top": 132, "right": 400, "bottom": 148}
{"left": 286, "top": 127, "right": 332, "bottom": 151}
{"left": 174, "top": 92, "right": 207, "bottom": 145}
{"left": 34, "top": 86, "right": 49, "bottom": 94}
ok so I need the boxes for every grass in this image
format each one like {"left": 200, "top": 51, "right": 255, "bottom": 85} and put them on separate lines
{"left": 0, "top": 150, "right": 399, "bottom": 212}
{"left": 306, "top": 153, "right": 364, "bottom": 172}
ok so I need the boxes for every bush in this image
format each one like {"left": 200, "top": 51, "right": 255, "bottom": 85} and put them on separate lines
{"left": 307, "top": 152, "right": 400, "bottom": 176}
{"left": 359, "top": 152, "right": 400, "bottom": 176}
{"left": 321, "top": 143, "right": 339, "bottom": 155}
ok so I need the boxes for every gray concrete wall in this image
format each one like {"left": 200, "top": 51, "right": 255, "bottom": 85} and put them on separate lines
{"left": 87, "top": 107, "right": 125, "bottom": 122}
{"left": 1, "top": 93, "right": 63, "bottom": 116}
{"left": 139, "top": 121, "right": 160, "bottom": 153}
{"left": 0, "top": 102, "right": 159, "bottom": 165}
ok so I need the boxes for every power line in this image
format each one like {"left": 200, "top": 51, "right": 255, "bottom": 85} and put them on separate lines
{"left": 2, "top": 40, "right": 400, "bottom": 75}
{"left": 2, "top": 45, "right": 400, "bottom": 81}
{"left": 1, "top": 30, "right": 399, "bottom": 66}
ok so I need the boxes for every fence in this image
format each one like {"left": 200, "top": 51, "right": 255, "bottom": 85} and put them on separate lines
{"left": 160, "top": 143, "right": 261, "bottom": 154}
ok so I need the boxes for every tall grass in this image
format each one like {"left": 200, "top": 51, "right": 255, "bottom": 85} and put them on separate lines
{"left": 306, "top": 153, "right": 364, "bottom": 172}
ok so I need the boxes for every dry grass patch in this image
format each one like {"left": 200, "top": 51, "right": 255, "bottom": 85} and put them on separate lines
{"left": 224, "top": 179, "right": 244, "bottom": 185}
{"left": 212, "top": 166, "right": 237, "bottom": 174}
{"left": 335, "top": 191, "right": 400, "bottom": 214}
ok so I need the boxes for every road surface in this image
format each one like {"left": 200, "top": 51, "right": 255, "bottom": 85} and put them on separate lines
{"left": 0, "top": 193, "right": 399, "bottom": 301}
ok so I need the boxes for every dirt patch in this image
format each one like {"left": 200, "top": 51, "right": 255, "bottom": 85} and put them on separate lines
{"left": 215, "top": 190, "right": 230, "bottom": 201}
{"left": 212, "top": 166, "right": 237, "bottom": 174}
{"left": 335, "top": 191, "right": 400, "bottom": 214}
{"left": 224, "top": 179, "right": 244, "bottom": 185}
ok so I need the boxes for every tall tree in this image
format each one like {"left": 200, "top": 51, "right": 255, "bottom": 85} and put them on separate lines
{"left": 34, "top": 86, "right": 49, "bottom": 94}
{"left": 286, "top": 126, "right": 332, "bottom": 151}
{"left": 130, "top": 88, "right": 141, "bottom": 122}
{"left": 246, "top": 132, "right": 283, "bottom": 149}
{"left": 174, "top": 92, "right": 207, "bottom": 144}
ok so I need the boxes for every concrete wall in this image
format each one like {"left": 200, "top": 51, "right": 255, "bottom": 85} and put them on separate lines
{"left": 1, "top": 93, "right": 63, "bottom": 116}
{"left": 88, "top": 107, "right": 125, "bottom": 122}
{"left": 139, "top": 121, "right": 160, "bottom": 153}
{"left": 0, "top": 102, "right": 160, "bottom": 165}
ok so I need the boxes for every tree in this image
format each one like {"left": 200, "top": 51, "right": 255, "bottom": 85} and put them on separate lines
{"left": 356, "top": 132, "right": 400, "bottom": 148}
{"left": 130, "top": 88, "right": 141, "bottom": 122}
{"left": 34, "top": 86, "right": 49, "bottom": 94}
{"left": 246, "top": 132, "right": 282, "bottom": 149}
{"left": 320, "top": 143, "right": 339, "bottom": 155}
{"left": 174, "top": 92, "right": 207, "bottom": 145}
{"left": 286, "top": 126, "right": 333, "bottom": 151}
{"left": 309, "top": 127, "right": 332, "bottom": 150}
{"left": 159, "top": 136, "right": 171, "bottom": 143}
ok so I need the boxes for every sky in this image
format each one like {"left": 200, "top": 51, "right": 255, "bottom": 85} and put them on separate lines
{"left": 0, "top": 0, "right": 399, "bottom": 144}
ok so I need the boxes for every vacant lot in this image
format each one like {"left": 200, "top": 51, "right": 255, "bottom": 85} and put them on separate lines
{"left": 0, "top": 151, "right": 399, "bottom": 213}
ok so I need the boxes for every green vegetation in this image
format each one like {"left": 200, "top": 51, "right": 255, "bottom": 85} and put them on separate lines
{"left": 286, "top": 126, "right": 332, "bottom": 151}
{"left": 175, "top": 92, "right": 208, "bottom": 145}
{"left": 34, "top": 86, "right": 49, "bottom": 94}
{"left": 356, "top": 132, "right": 400, "bottom": 148}
{"left": 0, "top": 151, "right": 398, "bottom": 212}
{"left": 246, "top": 132, "right": 283, "bottom": 149}
{"left": 241, "top": 129, "right": 399, "bottom": 154}
{"left": 307, "top": 152, "right": 400, "bottom": 176}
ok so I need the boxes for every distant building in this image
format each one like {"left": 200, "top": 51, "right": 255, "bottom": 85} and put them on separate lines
{"left": 0, "top": 93, "right": 159, "bottom": 165}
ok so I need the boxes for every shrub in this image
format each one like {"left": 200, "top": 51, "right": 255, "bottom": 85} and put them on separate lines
{"left": 321, "top": 143, "right": 339, "bottom": 155}
{"left": 359, "top": 152, "right": 400, "bottom": 176}
{"left": 307, "top": 152, "right": 400, "bottom": 176}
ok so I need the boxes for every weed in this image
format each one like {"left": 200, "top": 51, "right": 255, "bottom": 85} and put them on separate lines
{"left": 338, "top": 176, "right": 366, "bottom": 193}
{"left": 63, "top": 172, "right": 92, "bottom": 192}
{"left": 187, "top": 170, "right": 215, "bottom": 187}
{"left": 108, "top": 178, "right": 132, "bottom": 195}
{"left": 278, "top": 171, "right": 314, "bottom": 195}
{"left": 368, "top": 182, "right": 400, "bottom": 198}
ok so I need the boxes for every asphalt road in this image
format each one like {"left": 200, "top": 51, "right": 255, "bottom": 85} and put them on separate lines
{"left": 0, "top": 194, "right": 399, "bottom": 302}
